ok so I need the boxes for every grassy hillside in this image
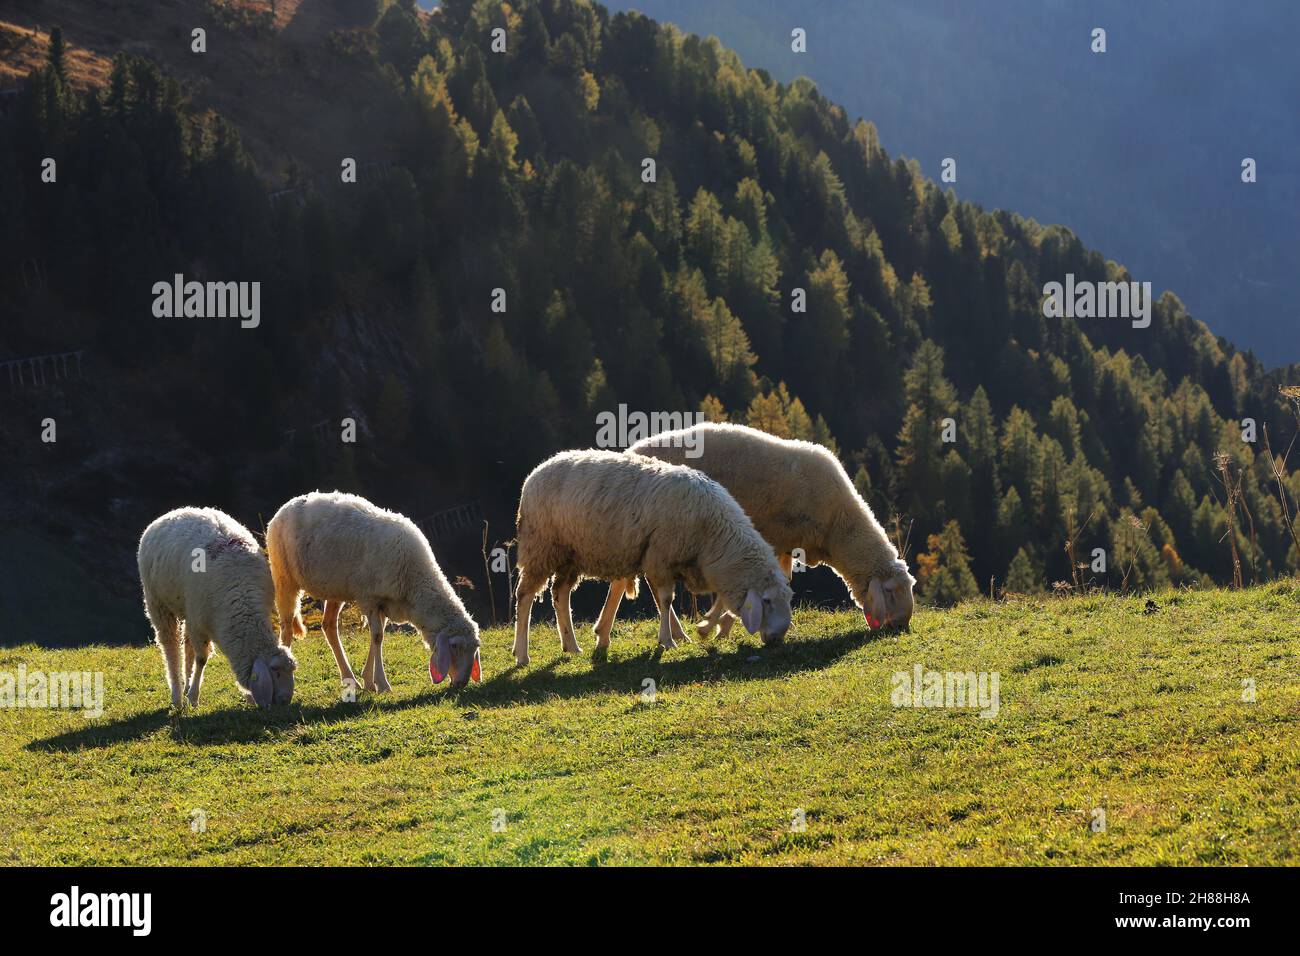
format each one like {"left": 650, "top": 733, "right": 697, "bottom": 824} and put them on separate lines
{"left": 2, "top": 586, "right": 1297, "bottom": 865}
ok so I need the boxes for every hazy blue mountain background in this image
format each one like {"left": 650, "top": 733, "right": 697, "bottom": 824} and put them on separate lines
{"left": 602, "top": 0, "right": 1300, "bottom": 365}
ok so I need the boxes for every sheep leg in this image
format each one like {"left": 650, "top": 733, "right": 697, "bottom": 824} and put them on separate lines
{"left": 513, "top": 568, "right": 547, "bottom": 666}
{"left": 695, "top": 598, "right": 729, "bottom": 640}
{"left": 148, "top": 604, "right": 185, "bottom": 709}
{"left": 275, "top": 585, "right": 304, "bottom": 646}
{"left": 552, "top": 574, "right": 582, "bottom": 654}
{"left": 593, "top": 579, "right": 628, "bottom": 648}
{"left": 361, "top": 609, "right": 391, "bottom": 693}
{"left": 715, "top": 611, "right": 736, "bottom": 639}
{"left": 646, "top": 576, "right": 677, "bottom": 650}
{"left": 649, "top": 587, "right": 690, "bottom": 644}
{"left": 185, "top": 636, "right": 211, "bottom": 707}
{"left": 670, "top": 606, "right": 690, "bottom": 644}
{"left": 183, "top": 632, "right": 196, "bottom": 684}
{"left": 320, "top": 599, "right": 358, "bottom": 686}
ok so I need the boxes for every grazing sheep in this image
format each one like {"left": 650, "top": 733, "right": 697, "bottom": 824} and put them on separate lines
{"left": 137, "top": 508, "right": 297, "bottom": 709}
{"left": 513, "top": 449, "right": 793, "bottom": 665}
{"left": 266, "top": 492, "right": 481, "bottom": 691}
{"left": 594, "top": 422, "right": 916, "bottom": 641}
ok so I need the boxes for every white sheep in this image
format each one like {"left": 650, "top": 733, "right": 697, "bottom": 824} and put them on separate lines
{"left": 594, "top": 422, "right": 916, "bottom": 642}
{"left": 265, "top": 491, "right": 481, "bottom": 691}
{"left": 137, "top": 507, "right": 297, "bottom": 709}
{"left": 512, "top": 449, "right": 793, "bottom": 665}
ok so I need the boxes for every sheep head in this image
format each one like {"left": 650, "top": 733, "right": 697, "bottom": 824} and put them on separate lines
{"left": 731, "top": 572, "right": 793, "bottom": 645}
{"left": 248, "top": 646, "right": 297, "bottom": 707}
{"left": 429, "top": 631, "right": 482, "bottom": 689}
{"left": 863, "top": 560, "right": 916, "bottom": 632}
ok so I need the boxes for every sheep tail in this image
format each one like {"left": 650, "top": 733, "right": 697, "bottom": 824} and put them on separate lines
{"left": 624, "top": 577, "right": 640, "bottom": 599}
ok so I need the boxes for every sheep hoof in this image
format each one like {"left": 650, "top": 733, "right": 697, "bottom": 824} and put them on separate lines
{"left": 514, "top": 655, "right": 529, "bottom": 667}
{"left": 695, "top": 622, "right": 718, "bottom": 640}
{"left": 592, "top": 628, "right": 611, "bottom": 649}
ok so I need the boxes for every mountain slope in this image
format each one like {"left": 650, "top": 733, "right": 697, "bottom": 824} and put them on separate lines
{"left": 604, "top": 0, "right": 1300, "bottom": 365}
{"left": 0, "top": 0, "right": 1297, "bottom": 643}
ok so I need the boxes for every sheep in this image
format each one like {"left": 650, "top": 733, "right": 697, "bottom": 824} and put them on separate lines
{"left": 593, "top": 422, "right": 916, "bottom": 643}
{"left": 265, "top": 491, "right": 481, "bottom": 691}
{"left": 137, "top": 508, "right": 297, "bottom": 709}
{"left": 512, "top": 449, "right": 793, "bottom": 665}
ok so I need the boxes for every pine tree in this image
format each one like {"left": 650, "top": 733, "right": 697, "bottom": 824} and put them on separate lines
{"left": 1047, "top": 395, "right": 1083, "bottom": 461}
{"left": 896, "top": 340, "right": 958, "bottom": 521}
{"left": 916, "top": 520, "right": 980, "bottom": 606}
{"left": 699, "top": 394, "right": 728, "bottom": 424}
{"left": 746, "top": 388, "right": 788, "bottom": 437}
{"left": 1005, "top": 548, "right": 1044, "bottom": 593}
{"left": 999, "top": 406, "right": 1042, "bottom": 506}
{"left": 996, "top": 486, "right": 1032, "bottom": 572}
{"left": 47, "top": 26, "right": 67, "bottom": 83}
{"left": 788, "top": 249, "right": 852, "bottom": 407}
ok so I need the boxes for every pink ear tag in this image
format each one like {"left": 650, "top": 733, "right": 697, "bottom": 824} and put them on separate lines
{"left": 471, "top": 650, "right": 482, "bottom": 682}
{"left": 865, "top": 609, "right": 881, "bottom": 630}
{"left": 429, "top": 657, "right": 446, "bottom": 684}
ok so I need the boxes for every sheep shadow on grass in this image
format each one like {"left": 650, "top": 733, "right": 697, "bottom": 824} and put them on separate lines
{"left": 27, "top": 626, "right": 880, "bottom": 750}
{"left": 26, "top": 689, "right": 453, "bottom": 751}
{"left": 465, "top": 624, "right": 878, "bottom": 709}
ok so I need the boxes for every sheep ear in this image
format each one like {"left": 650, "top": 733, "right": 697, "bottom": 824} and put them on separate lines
{"left": 471, "top": 648, "right": 482, "bottom": 682}
{"left": 429, "top": 633, "right": 452, "bottom": 684}
{"left": 251, "top": 659, "right": 274, "bottom": 708}
{"left": 865, "top": 579, "right": 885, "bottom": 630}
{"left": 881, "top": 580, "right": 897, "bottom": 625}
{"left": 740, "top": 589, "right": 762, "bottom": 634}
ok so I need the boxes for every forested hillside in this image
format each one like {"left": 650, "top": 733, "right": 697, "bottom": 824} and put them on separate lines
{"left": 1, "top": 0, "right": 1297, "bottom": 636}
{"left": 603, "top": 0, "right": 1300, "bottom": 366}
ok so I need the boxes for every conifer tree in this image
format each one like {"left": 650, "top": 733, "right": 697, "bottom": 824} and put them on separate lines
{"left": 916, "top": 520, "right": 980, "bottom": 606}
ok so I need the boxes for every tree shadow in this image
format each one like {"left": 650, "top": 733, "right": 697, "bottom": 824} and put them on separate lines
{"left": 26, "top": 628, "right": 878, "bottom": 750}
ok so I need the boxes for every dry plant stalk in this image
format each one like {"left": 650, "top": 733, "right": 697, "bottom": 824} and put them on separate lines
{"left": 481, "top": 520, "right": 497, "bottom": 627}
{"left": 1063, "top": 507, "right": 1097, "bottom": 592}
{"left": 1213, "top": 452, "right": 1245, "bottom": 589}
{"left": 890, "top": 512, "right": 914, "bottom": 566}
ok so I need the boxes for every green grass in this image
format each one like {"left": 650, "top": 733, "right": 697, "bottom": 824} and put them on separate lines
{"left": 2, "top": 584, "right": 1298, "bottom": 865}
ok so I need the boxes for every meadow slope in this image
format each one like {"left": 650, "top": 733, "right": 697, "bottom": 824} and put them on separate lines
{"left": 1, "top": 585, "right": 1297, "bottom": 865}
